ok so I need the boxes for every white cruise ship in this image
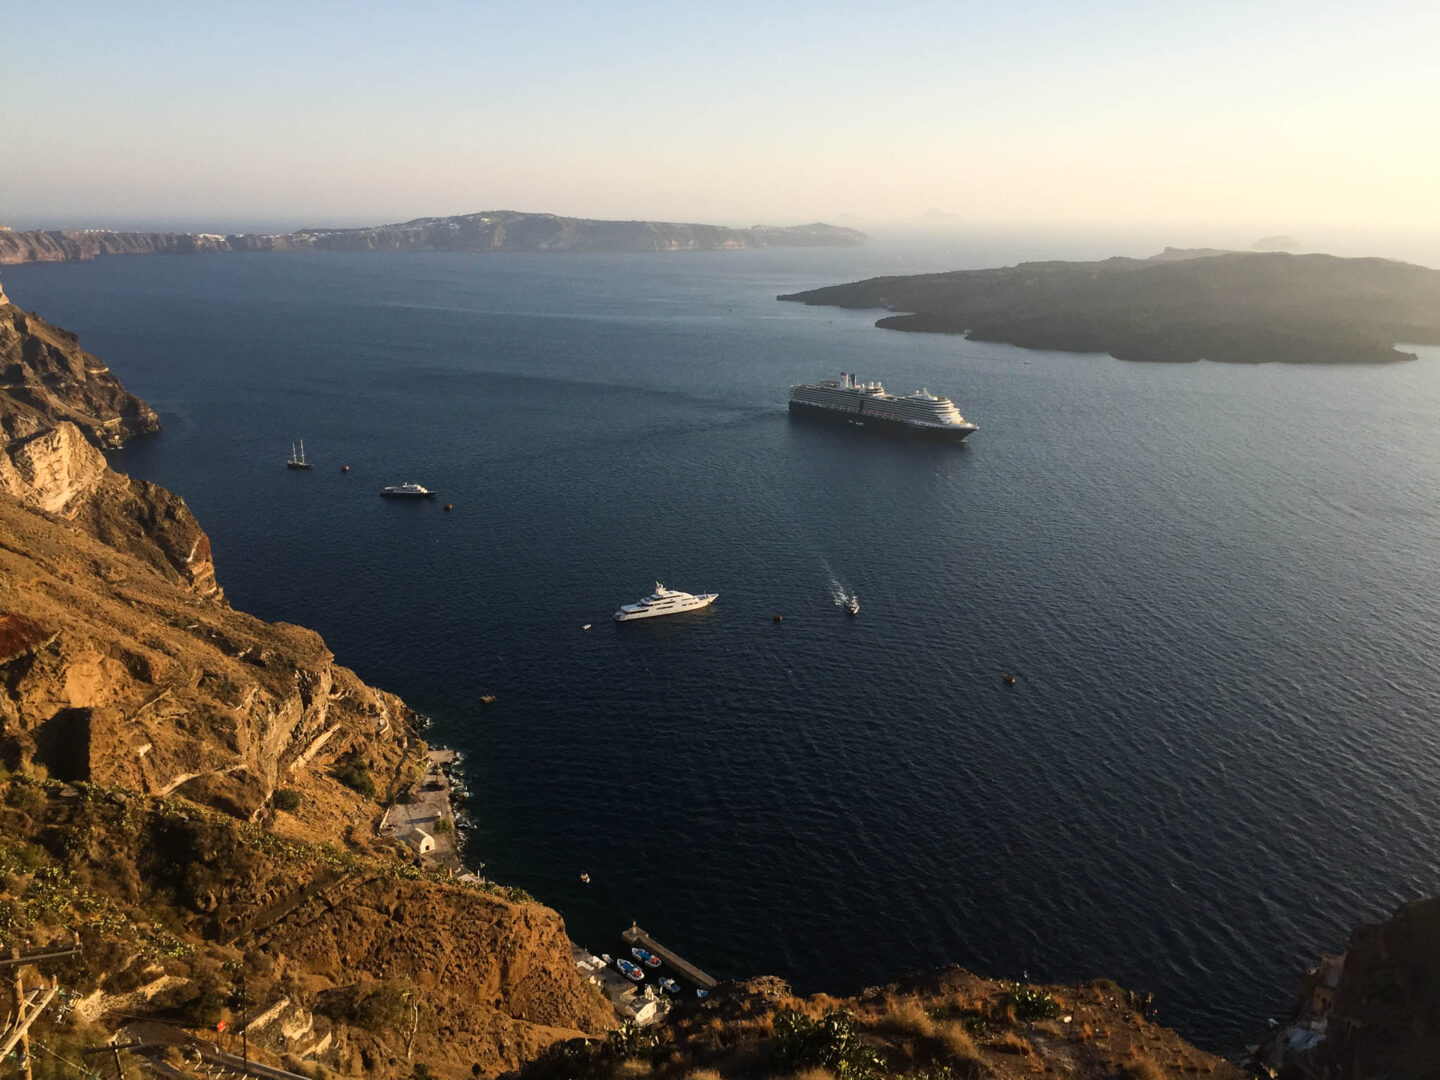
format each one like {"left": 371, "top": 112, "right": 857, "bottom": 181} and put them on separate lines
{"left": 613, "top": 582, "right": 719, "bottom": 622}
{"left": 789, "top": 372, "right": 977, "bottom": 442}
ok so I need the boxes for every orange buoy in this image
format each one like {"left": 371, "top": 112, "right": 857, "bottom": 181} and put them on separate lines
{"left": 444, "top": 503, "right": 453, "bottom": 511}
{"left": 1003, "top": 674, "right": 1017, "bottom": 686}
{"left": 772, "top": 614, "right": 783, "bottom": 623}
{"left": 341, "top": 465, "right": 350, "bottom": 472}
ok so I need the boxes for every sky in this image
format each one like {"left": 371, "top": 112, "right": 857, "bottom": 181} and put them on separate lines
{"left": 3, "top": 0, "right": 1439, "bottom": 237}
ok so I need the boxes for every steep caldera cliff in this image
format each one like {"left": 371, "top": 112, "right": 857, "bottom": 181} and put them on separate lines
{"left": 779, "top": 251, "right": 1440, "bottom": 364}
{"left": 0, "top": 283, "right": 612, "bottom": 1078}
{"left": 1255, "top": 896, "right": 1440, "bottom": 1079}
{"left": 0, "top": 213, "right": 864, "bottom": 264}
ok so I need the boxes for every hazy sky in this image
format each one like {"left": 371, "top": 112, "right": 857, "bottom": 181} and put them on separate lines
{"left": 4, "top": 0, "right": 1438, "bottom": 233}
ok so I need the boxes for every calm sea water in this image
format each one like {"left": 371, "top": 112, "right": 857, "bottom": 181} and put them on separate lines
{"left": 7, "top": 245, "right": 1440, "bottom": 1053}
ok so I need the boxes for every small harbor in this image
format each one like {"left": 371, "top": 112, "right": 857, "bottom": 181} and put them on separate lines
{"left": 621, "top": 923, "right": 717, "bottom": 990}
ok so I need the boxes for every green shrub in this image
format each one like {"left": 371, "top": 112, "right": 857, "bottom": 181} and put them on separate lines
{"left": 179, "top": 987, "right": 226, "bottom": 1027}
{"left": 353, "top": 985, "right": 412, "bottom": 1033}
{"left": 272, "top": 790, "right": 302, "bottom": 812}
{"left": 773, "top": 1010, "right": 884, "bottom": 1080}
{"left": 5, "top": 782, "right": 46, "bottom": 818}
{"left": 1003, "top": 984, "right": 1061, "bottom": 1021}
{"left": 432, "top": 817, "right": 453, "bottom": 834}
{"left": 331, "top": 759, "right": 376, "bottom": 800}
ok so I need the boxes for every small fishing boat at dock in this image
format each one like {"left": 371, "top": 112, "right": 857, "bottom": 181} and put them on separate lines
{"left": 631, "top": 947, "right": 662, "bottom": 969}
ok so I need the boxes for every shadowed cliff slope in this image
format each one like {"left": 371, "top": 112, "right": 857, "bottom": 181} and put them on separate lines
{"left": 779, "top": 251, "right": 1440, "bottom": 364}
{"left": 1256, "top": 897, "right": 1440, "bottom": 1079}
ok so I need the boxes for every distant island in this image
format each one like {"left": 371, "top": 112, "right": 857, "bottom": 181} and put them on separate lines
{"left": 779, "top": 250, "right": 1440, "bottom": 364}
{"left": 0, "top": 211, "right": 865, "bottom": 265}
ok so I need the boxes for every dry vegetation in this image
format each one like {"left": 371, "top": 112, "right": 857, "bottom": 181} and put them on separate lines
{"left": 510, "top": 969, "right": 1243, "bottom": 1080}
{"left": 0, "top": 773, "right": 609, "bottom": 1080}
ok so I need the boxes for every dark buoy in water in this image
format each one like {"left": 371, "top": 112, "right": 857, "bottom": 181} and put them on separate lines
{"left": 1003, "top": 673, "right": 1017, "bottom": 686}
{"left": 341, "top": 465, "right": 350, "bottom": 472}
{"left": 772, "top": 614, "right": 784, "bottom": 623}
{"left": 444, "top": 503, "right": 453, "bottom": 511}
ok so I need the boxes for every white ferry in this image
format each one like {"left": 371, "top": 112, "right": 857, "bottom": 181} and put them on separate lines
{"left": 789, "top": 372, "right": 977, "bottom": 442}
{"left": 613, "top": 583, "right": 718, "bottom": 622}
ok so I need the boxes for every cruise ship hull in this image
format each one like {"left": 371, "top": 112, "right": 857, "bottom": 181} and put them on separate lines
{"left": 788, "top": 400, "right": 976, "bottom": 442}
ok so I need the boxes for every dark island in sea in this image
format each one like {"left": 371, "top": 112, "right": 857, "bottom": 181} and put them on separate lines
{"left": 0, "top": 211, "right": 864, "bottom": 265}
{"left": 779, "top": 249, "right": 1440, "bottom": 364}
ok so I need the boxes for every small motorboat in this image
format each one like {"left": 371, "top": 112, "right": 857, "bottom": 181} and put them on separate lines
{"left": 582, "top": 624, "right": 592, "bottom": 631}
{"left": 600, "top": 953, "right": 613, "bottom": 965}
{"left": 696, "top": 988, "right": 710, "bottom": 1000}
{"left": 659, "top": 978, "right": 680, "bottom": 995}
{"left": 616, "top": 958, "right": 644, "bottom": 982}
{"left": 846, "top": 596, "right": 859, "bottom": 616}
{"left": 631, "top": 947, "right": 662, "bottom": 969}
{"left": 579, "top": 872, "right": 591, "bottom": 884}
{"left": 480, "top": 694, "right": 496, "bottom": 704}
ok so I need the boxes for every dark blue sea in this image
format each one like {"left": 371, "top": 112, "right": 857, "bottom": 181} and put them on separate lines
{"left": 7, "top": 243, "right": 1440, "bottom": 1054}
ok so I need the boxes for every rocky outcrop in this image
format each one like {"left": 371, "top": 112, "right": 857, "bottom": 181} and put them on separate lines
{"left": 1255, "top": 897, "right": 1440, "bottom": 1079}
{"left": 0, "top": 287, "right": 401, "bottom": 816}
{"left": 0, "top": 212, "right": 865, "bottom": 265}
{"left": 0, "top": 470, "right": 413, "bottom": 806}
{"left": 1, "top": 786, "right": 612, "bottom": 1080}
{"left": 0, "top": 298, "right": 160, "bottom": 445}
{"left": 259, "top": 875, "right": 614, "bottom": 1074}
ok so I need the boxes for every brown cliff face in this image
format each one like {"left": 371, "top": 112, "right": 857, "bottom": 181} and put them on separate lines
{"left": 0, "top": 786, "right": 612, "bottom": 1080}
{"left": 1256, "top": 897, "right": 1440, "bottom": 1079}
{"left": 1, "top": 299, "right": 161, "bottom": 446}
{"left": 0, "top": 487, "right": 409, "bottom": 809}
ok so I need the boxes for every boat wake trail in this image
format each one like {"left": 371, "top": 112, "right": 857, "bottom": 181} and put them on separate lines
{"left": 820, "top": 558, "right": 856, "bottom": 607}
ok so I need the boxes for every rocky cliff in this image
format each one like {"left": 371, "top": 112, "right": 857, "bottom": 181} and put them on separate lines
{"left": 0, "top": 283, "right": 612, "bottom": 1077}
{"left": 1255, "top": 897, "right": 1440, "bottom": 1079}
{"left": 0, "top": 213, "right": 864, "bottom": 264}
{"left": 1, "top": 292, "right": 160, "bottom": 445}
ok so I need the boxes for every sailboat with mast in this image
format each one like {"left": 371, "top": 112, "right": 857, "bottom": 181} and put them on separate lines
{"left": 286, "top": 440, "right": 312, "bottom": 469}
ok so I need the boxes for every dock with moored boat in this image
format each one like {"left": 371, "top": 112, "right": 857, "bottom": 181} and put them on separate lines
{"left": 621, "top": 923, "right": 717, "bottom": 990}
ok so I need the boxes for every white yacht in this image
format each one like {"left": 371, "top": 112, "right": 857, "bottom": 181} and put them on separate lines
{"left": 613, "top": 582, "right": 718, "bottom": 622}
{"left": 380, "top": 482, "right": 437, "bottom": 498}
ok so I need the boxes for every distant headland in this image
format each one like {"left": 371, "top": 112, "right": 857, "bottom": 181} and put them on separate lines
{"left": 0, "top": 211, "right": 866, "bottom": 265}
{"left": 779, "top": 249, "right": 1440, "bottom": 364}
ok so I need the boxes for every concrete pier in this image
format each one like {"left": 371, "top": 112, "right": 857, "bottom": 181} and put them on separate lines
{"left": 621, "top": 923, "right": 717, "bottom": 990}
